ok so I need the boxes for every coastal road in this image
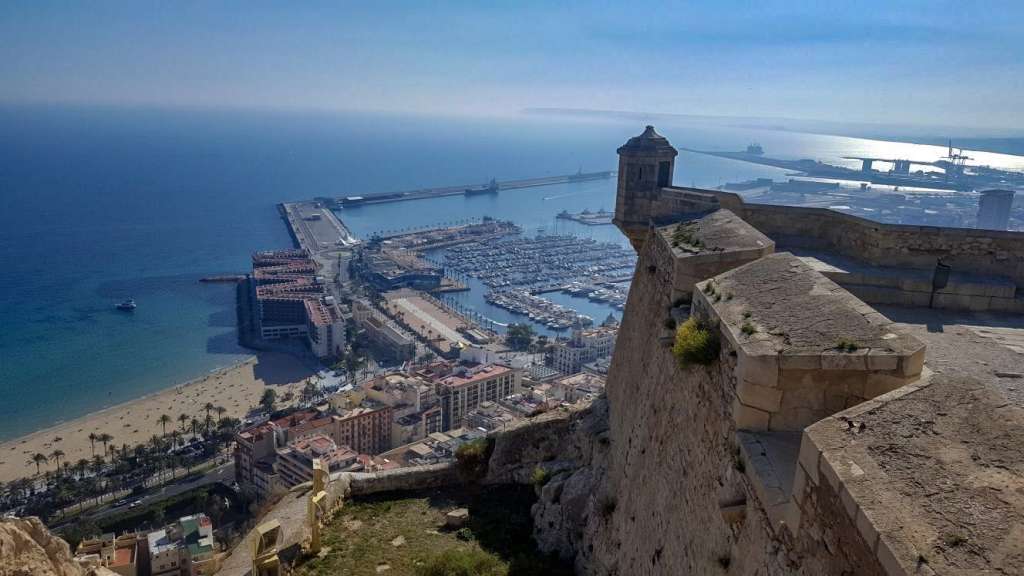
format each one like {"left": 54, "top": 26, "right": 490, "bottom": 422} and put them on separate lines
{"left": 86, "top": 461, "right": 234, "bottom": 522}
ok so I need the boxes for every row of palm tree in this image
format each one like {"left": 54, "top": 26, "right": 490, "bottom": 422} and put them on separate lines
{"left": 3, "top": 404, "right": 240, "bottom": 522}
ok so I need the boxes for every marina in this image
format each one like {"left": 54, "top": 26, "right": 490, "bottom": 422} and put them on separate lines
{"left": 439, "top": 233, "right": 635, "bottom": 331}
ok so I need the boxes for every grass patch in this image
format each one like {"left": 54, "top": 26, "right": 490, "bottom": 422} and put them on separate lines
{"left": 293, "top": 484, "right": 572, "bottom": 576}
{"left": 416, "top": 548, "right": 503, "bottom": 576}
{"left": 672, "top": 318, "right": 721, "bottom": 366}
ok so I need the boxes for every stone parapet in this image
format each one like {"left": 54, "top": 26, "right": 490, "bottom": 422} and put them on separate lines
{"left": 696, "top": 252, "right": 926, "bottom": 433}
{"left": 651, "top": 208, "right": 774, "bottom": 302}
{"left": 703, "top": 189, "right": 1024, "bottom": 297}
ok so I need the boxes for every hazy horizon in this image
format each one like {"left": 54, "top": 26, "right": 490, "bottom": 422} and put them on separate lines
{"left": 2, "top": 2, "right": 1022, "bottom": 132}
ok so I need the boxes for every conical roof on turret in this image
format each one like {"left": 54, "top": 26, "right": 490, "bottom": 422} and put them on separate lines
{"left": 617, "top": 125, "right": 678, "bottom": 156}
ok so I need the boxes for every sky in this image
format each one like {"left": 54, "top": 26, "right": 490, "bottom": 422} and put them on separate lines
{"left": 1, "top": 1, "right": 1022, "bottom": 130}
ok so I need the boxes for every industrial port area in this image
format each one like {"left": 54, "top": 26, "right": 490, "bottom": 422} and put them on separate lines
{"left": 702, "top": 144, "right": 1023, "bottom": 230}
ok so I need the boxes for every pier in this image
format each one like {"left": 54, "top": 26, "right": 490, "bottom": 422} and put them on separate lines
{"left": 280, "top": 201, "right": 359, "bottom": 253}
{"left": 334, "top": 170, "right": 615, "bottom": 207}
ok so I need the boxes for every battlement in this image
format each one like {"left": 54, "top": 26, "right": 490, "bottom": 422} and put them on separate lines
{"left": 695, "top": 252, "right": 926, "bottom": 432}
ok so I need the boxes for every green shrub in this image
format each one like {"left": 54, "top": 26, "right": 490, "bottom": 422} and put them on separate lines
{"left": 455, "top": 437, "right": 494, "bottom": 482}
{"left": 835, "top": 339, "right": 859, "bottom": 352}
{"left": 530, "top": 466, "right": 551, "bottom": 487}
{"left": 455, "top": 527, "right": 475, "bottom": 541}
{"left": 672, "top": 318, "right": 720, "bottom": 366}
{"left": 415, "top": 548, "right": 505, "bottom": 576}
{"left": 740, "top": 321, "right": 756, "bottom": 336}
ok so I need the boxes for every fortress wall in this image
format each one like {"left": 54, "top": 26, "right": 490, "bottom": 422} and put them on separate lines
{"left": 576, "top": 229, "right": 884, "bottom": 575}
{"left": 703, "top": 189, "right": 1024, "bottom": 288}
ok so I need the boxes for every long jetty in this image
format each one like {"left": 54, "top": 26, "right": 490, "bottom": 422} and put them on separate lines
{"left": 335, "top": 170, "right": 615, "bottom": 207}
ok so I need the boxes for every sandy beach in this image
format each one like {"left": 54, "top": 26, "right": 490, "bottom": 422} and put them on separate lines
{"left": 0, "top": 351, "right": 316, "bottom": 485}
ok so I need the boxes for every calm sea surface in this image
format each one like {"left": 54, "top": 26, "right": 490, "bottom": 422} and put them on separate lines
{"left": 1, "top": 105, "right": 1021, "bottom": 440}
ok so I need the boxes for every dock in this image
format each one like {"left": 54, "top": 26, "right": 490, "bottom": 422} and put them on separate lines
{"left": 334, "top": 170, "right": 615, "bottom": 207}
{"left": 280, "top": 201, "right": 359, "bottom": 253}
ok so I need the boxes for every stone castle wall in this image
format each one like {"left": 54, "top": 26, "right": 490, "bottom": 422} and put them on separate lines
{"left": 569, "top": 228, "right": 885, "bottom": 575}
{"left": 703, "top": 189, "right": 1024, "bottom": 289}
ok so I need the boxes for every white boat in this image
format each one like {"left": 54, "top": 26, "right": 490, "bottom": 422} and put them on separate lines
{"left": 116, "top": 298, "right": 137, "bottom": 311}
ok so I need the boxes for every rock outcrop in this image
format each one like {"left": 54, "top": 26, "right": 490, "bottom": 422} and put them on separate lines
{"left": 0, "top": 517, "right": 115, "bottom": 576}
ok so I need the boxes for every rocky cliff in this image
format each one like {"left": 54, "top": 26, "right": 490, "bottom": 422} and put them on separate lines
{"left": 0, "top": 517, "right": 114, "bottom": 576}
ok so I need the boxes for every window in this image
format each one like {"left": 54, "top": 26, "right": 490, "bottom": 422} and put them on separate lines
{"left": 657, "top": 161, "right": 671, "bottom": 187}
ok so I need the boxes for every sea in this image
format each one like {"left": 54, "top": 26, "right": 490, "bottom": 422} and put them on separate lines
{"left": 1, "top": 104, "right": 1022, "bottom": 441}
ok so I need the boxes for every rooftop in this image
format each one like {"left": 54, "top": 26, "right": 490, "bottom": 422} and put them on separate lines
{"left": 617, "top": 125, "right": 678, "bottom": 156}
{"left": 437, "top": 364, "right": 512, "bottom": 388}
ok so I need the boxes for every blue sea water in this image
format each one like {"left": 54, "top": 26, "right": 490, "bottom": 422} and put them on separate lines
{"left": 1, "top": 104, "right": 1020, "bottom": 441}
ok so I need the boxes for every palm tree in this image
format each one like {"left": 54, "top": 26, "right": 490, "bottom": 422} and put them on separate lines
{"left": 75, "top": 458, "right": 90, "bottom": 479}
{"left": 28, "top": 453, "right": 48, "bottom": 475}
{"left": 215, "top": 405, "right": 227, "bottom": 422}
{"left": 157, "top": 414, "right": 172, "bottom": 436}
{"left": 190, "top": 418, "right": 201, "bottom": 438}
{"left": 178, "top": 413, "right": 190, "bottom": 432}
{"left": 204, "top": 402, "right": 215, "bottom": 420}
{"left": 49, "top": 449, "right": 65, "bottom": 472}
{"left": 88, "top": 432, "right": 98, "bottom": 456}
{"left": 91, "top": 454, "right": 105, "bottom": 475}
{"left": 98, "top": 433, "right": 113, "bottom": 455}
{"left": 170, "top": 430, "right": 181, "bottom": 449}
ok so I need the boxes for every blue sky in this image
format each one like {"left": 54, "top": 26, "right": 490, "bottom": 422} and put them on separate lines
{"left": 1, "top": 1, "right": 1021, "bottom": 129}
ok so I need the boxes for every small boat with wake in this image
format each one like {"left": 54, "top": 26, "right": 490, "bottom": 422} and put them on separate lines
{"left": 116, "top": 298, "right": 137, "bottom": 312}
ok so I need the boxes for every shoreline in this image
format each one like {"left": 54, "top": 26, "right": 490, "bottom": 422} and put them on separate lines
{"left": 0, "top": 356, "right": 256, "bottom": 445}
{"left": 0, "top": 350, "right": 317, "bottom": 485}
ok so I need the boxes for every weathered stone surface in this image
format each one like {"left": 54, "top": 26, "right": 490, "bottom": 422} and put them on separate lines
{"left": 0, "top": 517, "right": 87, "bottom": 576}
{"left": 445, "top": 508, "right": 469, "bottom": 529}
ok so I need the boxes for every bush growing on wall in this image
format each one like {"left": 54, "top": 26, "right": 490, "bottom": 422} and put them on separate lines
{"left": 455, "top": 437, "right": 494, "bottom": 482}
{"left": 672, "top": 317, "right": 720, "bottom": 366}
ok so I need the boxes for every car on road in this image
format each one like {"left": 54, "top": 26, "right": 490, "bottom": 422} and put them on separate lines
{"left": 128, "top": 499, "right": 142, "bottom": 509}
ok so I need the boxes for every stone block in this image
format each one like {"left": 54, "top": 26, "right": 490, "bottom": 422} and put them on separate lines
{"left": 855, "top": 507, "right": 880, "bottom": 552}
{"left": 445, "top": 508, "right": 469, "bottom": 529}
{"left": 899, "top": 346, "right": 926, "bottom": 377}
{"left": 839, "top": 484, "right": 858, "bottom": 519}
{"left": 875, "top": 538, "right": 909, "bottom": 576}
{"left": 821, "top": 349, "right": 868, "bottom": 371}
{"left": 797, "top": 433, "right": 820, "bottom": 485}
{"left": 866, "top": 351, "right": 899, "bottom": 371}
{"left": 791, "top": 464, "right": 808, "bottom": 503}
{"left": 737, "top": 352, "right": 779, "bottom": 387}
{"left": 737, "top": 380, "right": 784, "bottom": 412}
{"left": 780, "top": 354, "right": 820, "bottom": 370}
{"left": 820, "top": 453, "right": 841, "bottom": 492}
{"left": 733, "top": 400, "right": 770, "bottom": 431}
{"left": 865, "top": 374, "right": 908, "bottom": 398}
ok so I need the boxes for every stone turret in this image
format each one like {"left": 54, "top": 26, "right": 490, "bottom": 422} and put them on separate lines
{"left": 614, "top": 125, "right": 678, "bottom": 248}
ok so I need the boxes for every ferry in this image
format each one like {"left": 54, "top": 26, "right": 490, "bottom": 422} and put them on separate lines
{"left": 116, "top": 298, "right": 137, "bottom": 311}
